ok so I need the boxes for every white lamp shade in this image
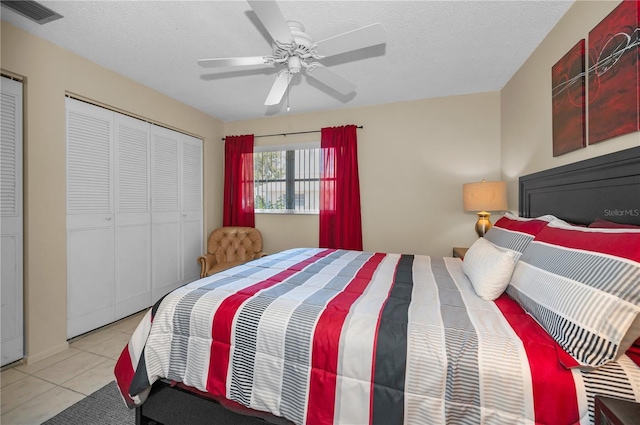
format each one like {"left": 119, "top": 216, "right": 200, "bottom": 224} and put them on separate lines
{"left": 463, "top": 180, "right": 507, "bottom": 212}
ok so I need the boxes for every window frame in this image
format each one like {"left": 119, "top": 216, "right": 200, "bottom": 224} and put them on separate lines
{"left": 254, "top": 142, "right": 320, "bottom": 215}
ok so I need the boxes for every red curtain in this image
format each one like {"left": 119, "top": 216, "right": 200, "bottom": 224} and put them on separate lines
{"left": 319, "top": 125, "right": 363, "bottom": 250}
{"left": 223, "top": 134, "right": 255, "bottom": 227}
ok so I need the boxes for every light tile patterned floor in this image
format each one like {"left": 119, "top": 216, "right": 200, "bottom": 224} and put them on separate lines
{"left": 0, "top": 311, "right": 145, "bottom": 425}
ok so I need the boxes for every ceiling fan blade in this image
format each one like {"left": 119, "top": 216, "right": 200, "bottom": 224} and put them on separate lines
{"left": 198, "top": 56, "right": 271, "bottom": 68}
{"left": 315, "top": 23, "right": 386, "bottom": 58}
{"left": 264, "top": 72, "right": 292, "bottom": 105}
{"left": 247, "top": 0, "right": 294, "bottom": 44}
{"left": 306, "top": 65, "right": 356, "bottom": 95}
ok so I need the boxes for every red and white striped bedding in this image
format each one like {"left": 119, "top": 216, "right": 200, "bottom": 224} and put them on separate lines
{"left": 114, "top": 248, "right": 640, "bottom": 424}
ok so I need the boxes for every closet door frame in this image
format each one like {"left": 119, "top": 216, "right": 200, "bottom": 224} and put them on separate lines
{"left": 1, "top": 76, "right": 24, "bottom": 366}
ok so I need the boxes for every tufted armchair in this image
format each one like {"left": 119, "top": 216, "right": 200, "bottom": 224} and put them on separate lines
{"left": 197, "top": 226, "right": 266, "bottom": 278}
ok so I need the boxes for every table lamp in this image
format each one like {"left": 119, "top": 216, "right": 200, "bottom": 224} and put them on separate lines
{"left": 463, "top": 180, "right": 507, "bottom": 237}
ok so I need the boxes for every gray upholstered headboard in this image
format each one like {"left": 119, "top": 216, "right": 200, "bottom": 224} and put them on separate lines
{"left": 519, "top": 146, "right": 640, "bottom": 226}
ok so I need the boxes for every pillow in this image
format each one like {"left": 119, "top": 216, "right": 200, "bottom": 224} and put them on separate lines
{"left": 588, "top": 218, "right": 640, "bottom": 229}
{"left": 506, "top": 219, "right": 640, "bottom": 368}
{"left": 484, "top": 212, "right": 556, "bottom": 258}
{"left": 463, "top": 237, "right": 517, "bottom": 301}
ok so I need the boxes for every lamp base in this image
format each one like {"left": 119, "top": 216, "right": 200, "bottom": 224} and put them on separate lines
{"left": 475, "top": 212, "right": 492, "bottom": 237}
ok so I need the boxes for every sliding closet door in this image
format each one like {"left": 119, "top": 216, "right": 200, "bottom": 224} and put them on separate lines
{"left": 66, "top": 98, "right": 115, "bottom": 338}
{"left": 1, "top": 77, "right": 24, "bottom": 366}
{"left": 181, "top": 135, "right": 203, "bottom": 284}
{"left": 114, "top": 114, "right": 151, "bottom": 319}
{"left": 66, "top": 99, "right": 204, "bottom": 333}
{"left": 151, "top": 125, "right": 181, "bottom": 303}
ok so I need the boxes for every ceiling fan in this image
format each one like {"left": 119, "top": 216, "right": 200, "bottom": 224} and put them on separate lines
{"left": 198, "top": 0, "right": 386, "bottom": 106}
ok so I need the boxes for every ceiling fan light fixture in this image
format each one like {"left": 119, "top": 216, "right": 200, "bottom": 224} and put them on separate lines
{"left": 288, "top": 56, "right": 302, "bottom": 73}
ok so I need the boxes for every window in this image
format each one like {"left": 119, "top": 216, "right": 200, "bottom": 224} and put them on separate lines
{"left": 254, "top": 143, "right": 320, "bottom": 214}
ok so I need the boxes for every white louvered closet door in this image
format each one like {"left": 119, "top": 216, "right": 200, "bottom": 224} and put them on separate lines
{"left": 66, "top": 98, "right": 115, "bottom": 338}
{"left": 114, "top": 114, "right": 151, "bottom": 319}
{"left": 151, "top": 125, "right": 182, "bottom": 303}
{"left": 181, "top": 134, "right": 203, "bottom": 284}
{"left": 1, "top": 77, "right": 24, "bottom": 366}
{"left": 66, "top": 100, "right": 203, "bottom": 333}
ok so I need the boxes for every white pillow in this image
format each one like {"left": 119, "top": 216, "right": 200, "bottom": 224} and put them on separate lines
{"left": 462, "top": 237, "right": 517, "bottom": 301}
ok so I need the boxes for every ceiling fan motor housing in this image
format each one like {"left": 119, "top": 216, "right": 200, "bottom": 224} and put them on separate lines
{"left": 273, "top": 21, "right": 315, "bottom": 73}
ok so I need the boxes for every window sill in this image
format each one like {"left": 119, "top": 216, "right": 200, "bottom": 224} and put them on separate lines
{"left": 255, "top": 209, "right": 319, "bottom": 215}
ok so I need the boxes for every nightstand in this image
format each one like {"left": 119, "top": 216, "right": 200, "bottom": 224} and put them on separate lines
{"left": 595, "top": 395, "right": 640, "bottom": 425}
{"left": 452, "top": 247, "right": 468, "bottom": 260}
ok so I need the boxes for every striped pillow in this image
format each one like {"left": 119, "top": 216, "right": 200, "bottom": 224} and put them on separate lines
{"left": 506, "top": 219, "right": 640, "bottom": 368}
{"left": 484, "top": 212, "right": 556, "bottom": 258}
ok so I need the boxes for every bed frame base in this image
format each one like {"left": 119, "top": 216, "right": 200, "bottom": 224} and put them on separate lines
{"left": 136, "top": 380, "right": 269, "bottom": 425}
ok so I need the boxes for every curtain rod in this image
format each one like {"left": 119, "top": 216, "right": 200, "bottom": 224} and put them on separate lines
{"left": 221, "top": 125, "right": 363, "bottom": 141}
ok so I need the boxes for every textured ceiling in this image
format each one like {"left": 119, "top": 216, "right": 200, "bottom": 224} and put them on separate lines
{"left": 2, "top": 0, "right": 574, "bottom": 122}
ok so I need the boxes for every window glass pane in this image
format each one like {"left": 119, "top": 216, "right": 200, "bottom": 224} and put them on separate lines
{"left": 254, "top": 147, "right": 319, "bottom": 213}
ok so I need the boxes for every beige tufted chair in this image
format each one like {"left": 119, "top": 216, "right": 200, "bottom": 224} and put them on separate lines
{"left": 197, "top": 226, "right": 266, "bottom": 278}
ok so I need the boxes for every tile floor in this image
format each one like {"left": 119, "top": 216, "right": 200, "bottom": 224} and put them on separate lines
{"left": 1, "top": 310, "right": 146, "bottom": 425}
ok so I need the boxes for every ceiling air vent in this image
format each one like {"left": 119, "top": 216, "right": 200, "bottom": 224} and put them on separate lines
{"left": 1, "top": 0, "right": 63, "bottom": 24}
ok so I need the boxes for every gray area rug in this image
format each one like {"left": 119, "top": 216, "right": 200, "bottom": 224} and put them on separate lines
{"left": 43, "top": 380, "right": 291, "bottom": 425}
{"left": 43, "top": 381, "right": 134, "bottom": 425}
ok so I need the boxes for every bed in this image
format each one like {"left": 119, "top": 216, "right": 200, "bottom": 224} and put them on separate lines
{"left": 115, "top": 146, "right": 640, "bottom": 425}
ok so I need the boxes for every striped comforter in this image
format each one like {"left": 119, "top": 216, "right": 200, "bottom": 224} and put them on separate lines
{"left": 114, "top": 248, "right": 640, "bottom": 425}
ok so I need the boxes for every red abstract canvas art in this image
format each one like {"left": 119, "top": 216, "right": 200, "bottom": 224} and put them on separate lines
{"left": 552, "top": 40, "right": 586, "bottom": 156}
{"left": 588, "top": 0, "right": 640, "bottom": 145}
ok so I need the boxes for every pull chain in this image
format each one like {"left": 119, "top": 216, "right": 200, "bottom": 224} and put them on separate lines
{"left": 286, "top": 73, "right": 291, "bottom": 112}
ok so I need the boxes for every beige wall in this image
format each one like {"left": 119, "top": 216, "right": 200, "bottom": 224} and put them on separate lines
{"left": 225, "top": 92, "right": 502, "bottom": 257}
{"left": 1, "top": 22, "right": 224, "bottom": 363}
{"left": 501, "top": 0, "right": 640, "bottom": 211}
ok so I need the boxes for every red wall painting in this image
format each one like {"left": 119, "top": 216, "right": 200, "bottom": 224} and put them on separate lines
{"left": 588, "top": 0, "right": 640, "bottom": 145}
{"left": 552, "top": 40, "right": 586, "bottom": 156}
